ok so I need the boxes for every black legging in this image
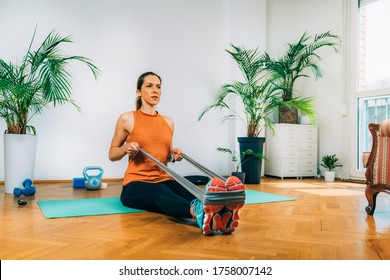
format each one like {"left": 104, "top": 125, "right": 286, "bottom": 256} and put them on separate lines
{"left": 120, "top": 180, "right": 196, "bottom": 218}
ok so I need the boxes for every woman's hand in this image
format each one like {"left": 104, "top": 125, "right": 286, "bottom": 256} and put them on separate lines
{"left": 123, "top": 142, "right": 139, "bottom": 158}
{"left": 171, "top": 147, "right": 183, "bottom": 162}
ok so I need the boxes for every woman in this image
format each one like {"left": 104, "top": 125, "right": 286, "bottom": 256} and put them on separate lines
{"left": 109, "top": 72, "right": 242, "bottom": 235}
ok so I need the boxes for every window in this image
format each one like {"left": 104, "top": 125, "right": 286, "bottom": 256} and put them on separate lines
{"left": 357, "top": 0, "right": 390, "bottom": 171}
{"left": 358, "top": 95, "right": 390, "bottom": 170}
{"left": 359, "top": 0, "right": 390, "bottom": 91}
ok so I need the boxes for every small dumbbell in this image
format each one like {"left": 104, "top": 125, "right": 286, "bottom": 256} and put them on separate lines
{"left": 23, "top": 179, "right": 36, "bottom": 194}
{"left": 13, "top": 179, "right": 36, "bottom": 197}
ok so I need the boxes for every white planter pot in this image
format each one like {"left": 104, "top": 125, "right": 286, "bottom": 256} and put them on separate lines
{"left": 4, "top": 134, "right": 38, "bottom": 194}
{"left": 324, "top": 170, "right": 335, "bottom": 182}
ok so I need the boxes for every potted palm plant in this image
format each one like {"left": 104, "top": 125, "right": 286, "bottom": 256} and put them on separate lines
{"left": 321, "top": 154, "right": 343, "bottom": 182}
{"left": 217, "top": 147, "right": 266, "bottom": 183}
{"left": 262, "top": 31, "right": 340, "bottom": 124}
{"left": 199, "top": 44, "right": 315, "bottom": 184}
{"left": 0, "top": 28, "right": 100, "bottom": 193}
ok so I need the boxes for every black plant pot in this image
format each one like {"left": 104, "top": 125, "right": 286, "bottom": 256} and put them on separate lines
{"left": 231, "top": 171, "right": 245, "bottom": 184}
{"left": 238, "top": 137, "right": 266, "bottom": 184}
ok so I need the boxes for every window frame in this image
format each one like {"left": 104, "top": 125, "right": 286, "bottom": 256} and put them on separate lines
{"left": 350, "top": 0, "right": 390, "bottom": 179}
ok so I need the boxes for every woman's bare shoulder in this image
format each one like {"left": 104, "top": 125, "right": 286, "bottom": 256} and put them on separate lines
{"left": 118, "top": 111, "right": 134, "bottom": 121}
{"left": 115, "top": 111, "right": 135, "bottom": 131}
{"left": 161, "top": 114, "right": 174, "bottom": 131}
{"left": 161, "top": 114, "right": 173, "bottom": 123}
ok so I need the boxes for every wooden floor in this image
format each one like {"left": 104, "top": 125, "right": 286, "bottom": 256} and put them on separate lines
{"left": 1, "top": 177, "right": 390, "bottom": 260}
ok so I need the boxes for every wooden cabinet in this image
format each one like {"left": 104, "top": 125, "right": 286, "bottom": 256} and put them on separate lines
{"left": 265, "top": 124, "right": 318, "bottom": 179}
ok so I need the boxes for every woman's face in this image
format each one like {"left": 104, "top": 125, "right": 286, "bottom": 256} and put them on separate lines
{"left": 137, "top": 75, "right": 161, "bottom": 106}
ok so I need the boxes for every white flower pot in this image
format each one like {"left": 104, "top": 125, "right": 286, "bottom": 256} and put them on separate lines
{"left": 324, "top": 170, "right": 335, "bottom": 182}
{"left": 4, "top": 134, "right": 37, "bottom": 194}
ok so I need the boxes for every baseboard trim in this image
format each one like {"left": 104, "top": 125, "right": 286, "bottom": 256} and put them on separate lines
{"left": 0, "top": 177, "right": 365, "bottom": 185}
{"left": 0, "top": 178, "right": 123, "bottom": 185}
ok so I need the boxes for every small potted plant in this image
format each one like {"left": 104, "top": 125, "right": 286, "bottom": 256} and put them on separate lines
{"left": 321, "top": 154, "right": 343, "bottom": 182}
{"left": 217, "top": 147, "right": 266, "bottom": 183}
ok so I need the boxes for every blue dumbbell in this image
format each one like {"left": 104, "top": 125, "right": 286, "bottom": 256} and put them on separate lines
{"left": 23, "top": 179, "right": 36, "bottom": 194}
{"left": 13, "top": 179, "right": 36, "bottom": 197}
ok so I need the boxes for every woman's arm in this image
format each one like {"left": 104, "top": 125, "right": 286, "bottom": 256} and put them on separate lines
{"left": 109, "top": 112, "right": 136, "bottom": 161}
{"left": 163, "top": 115, "right": 183, "bottom": 162}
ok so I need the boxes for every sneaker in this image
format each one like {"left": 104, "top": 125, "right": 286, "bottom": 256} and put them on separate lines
{"left": 190, "top": 178, "right": 226, "bottom": 235}
{"left": 191, "top": 177, "right": 244, "bottom": 235}
{"left": 203, "top": 177, "right": 229, "bottom": 235}
{"left": 190, "top": 198, "right": 205, "bottom": 230}
{"left": 222, "top": 176, "right": 245, "bottom": 234}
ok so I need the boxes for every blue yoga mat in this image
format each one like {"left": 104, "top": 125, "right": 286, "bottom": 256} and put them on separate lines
{"left": 38, "top": 197, "right": 145, "bottom": 219}
{"left": 244, "top": 190, "right": 296, "bottom": 205}
{"left": 37, "top": 190, "right": 295, "bottom": 219}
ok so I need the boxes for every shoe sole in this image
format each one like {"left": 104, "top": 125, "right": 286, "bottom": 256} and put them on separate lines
{"left": 222, "top": 176, "right": 245, "bottom": 234}
{"left": 202, "top": 176, "right": 245, "bottom": 235}
{"left": 202, "top": 178, "right": 226, "bottom": 236}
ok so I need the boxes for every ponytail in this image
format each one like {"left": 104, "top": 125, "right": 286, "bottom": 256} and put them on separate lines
{"left": 135, "top": 96, "right": 142, "bottom": 110}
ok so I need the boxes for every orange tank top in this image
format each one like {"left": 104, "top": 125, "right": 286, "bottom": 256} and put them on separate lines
{"left": 122, "top": 110, "right": 173, "bottom": 185}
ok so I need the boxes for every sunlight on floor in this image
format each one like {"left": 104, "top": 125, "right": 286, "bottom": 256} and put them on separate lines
{"left": 294, "top": 188, "right": 364, "bottom": 196}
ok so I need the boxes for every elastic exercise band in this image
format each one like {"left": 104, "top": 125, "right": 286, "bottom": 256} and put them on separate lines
{"left": 181, "top": 153, "right": 226, "bottom": 182}
{"left": 137, "top": 147, "right": 245, "bottom": 205}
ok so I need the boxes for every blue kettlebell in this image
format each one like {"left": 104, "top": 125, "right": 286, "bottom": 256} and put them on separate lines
{"left": 83, "top": 166, "right": 104, "bottom": 190}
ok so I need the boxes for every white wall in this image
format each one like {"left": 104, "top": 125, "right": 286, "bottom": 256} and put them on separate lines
{"left": 228, "top": 0, "right": 268, "bottom": 172}
{"left": 0, "top": 0, "right": 267, "bottom": 181}
{"left": 0, "top": 0, "right": 352, "bottom": 182}
{"left": 266, "top": 0, "right": 348, "bottom": 179}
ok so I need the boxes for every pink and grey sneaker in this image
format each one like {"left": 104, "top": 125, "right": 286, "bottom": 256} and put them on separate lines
{"left": 222, "top": 176, "right": 245, "bottom": 234}
{"left": 191, "top": 176, "right": 245, "bottom": 235}
{"left": 202, "top": 177, "right": 227, "bottom": 235}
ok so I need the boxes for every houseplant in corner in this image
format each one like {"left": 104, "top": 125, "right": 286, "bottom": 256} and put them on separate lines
{"left": 199, "top": 44, "right": 316, "bottom": 184}
{"left": 321, "top": 154, "right": 342, "bottom": 182}
{"left": 217, "top": 147, "right": 266, "bottom": 183}
{"left": 262, "top": 31, "right": 340, "bottom": 124}
{"left": 0, "top": 28, "right": 100, "bottom": 193}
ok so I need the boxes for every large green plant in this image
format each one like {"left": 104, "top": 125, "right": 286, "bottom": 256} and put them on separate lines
{"left": 198, "top": 44, "right": 316, "bottom": 137}
{"left": 262, "top": 31, "right": 340, "bottom": 123}
{"left": 0, "top": 28, "right": 100, "bottom": 134}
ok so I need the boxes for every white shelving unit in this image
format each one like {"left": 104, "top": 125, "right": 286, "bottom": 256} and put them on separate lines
{"left": 265, "top": 124, "right": 318, "bottom": 179}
